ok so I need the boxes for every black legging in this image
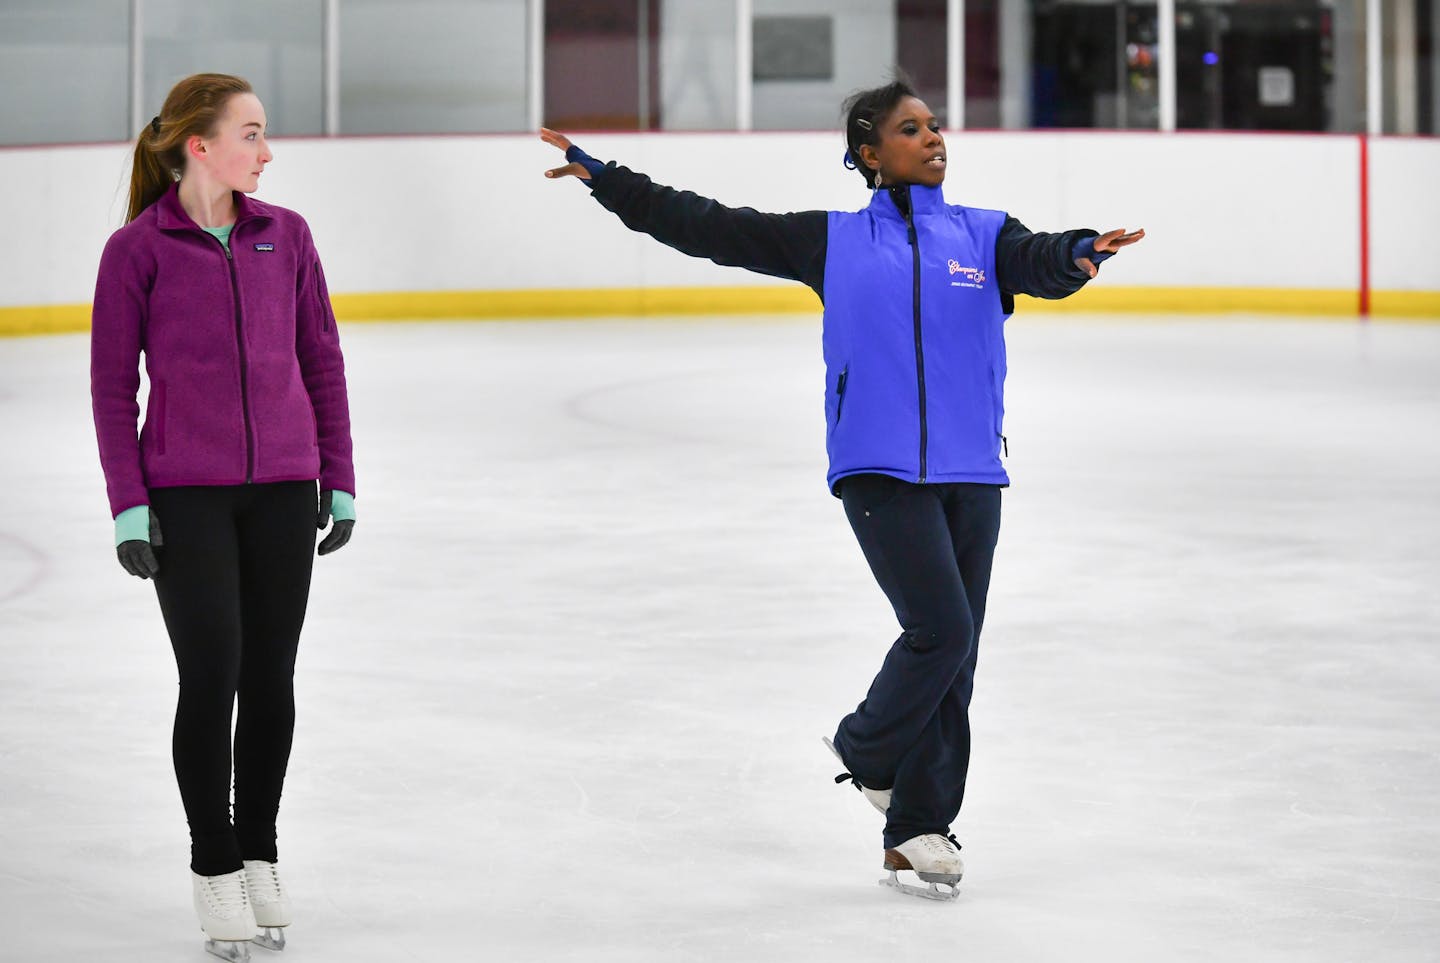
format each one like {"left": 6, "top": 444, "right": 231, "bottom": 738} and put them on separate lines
{"left": 148, "top": 482, "right": 316, "bottom": 876}
{"left": 831, "top": 474, "right": 1002, "bottom": 850}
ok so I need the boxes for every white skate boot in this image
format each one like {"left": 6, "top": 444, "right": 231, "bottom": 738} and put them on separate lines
{"left": 823, "top": 737, "right": 891, "bottom": 814}
{"left": 881, "top": 833, "right": 964, "bottom": 901}
{"left": 243, "top": 860, "right": 290, "bottom": 951}
{"left": 193, "top": 870, "right": 256, "bottom": 961}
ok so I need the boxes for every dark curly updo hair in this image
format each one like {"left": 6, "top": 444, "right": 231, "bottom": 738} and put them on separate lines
{"left": 842, "top": 77, "right": 919, "bottom": 189}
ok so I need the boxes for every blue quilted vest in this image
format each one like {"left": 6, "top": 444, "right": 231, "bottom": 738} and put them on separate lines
{"left": 822, "top": 184, "right": 1011, "bottom": 493}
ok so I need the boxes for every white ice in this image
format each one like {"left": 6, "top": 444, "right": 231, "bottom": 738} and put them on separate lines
{"left": 1, "top": 313, "right": 1438, "bottom": 962}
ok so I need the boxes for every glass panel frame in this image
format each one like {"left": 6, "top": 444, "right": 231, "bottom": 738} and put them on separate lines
{"left": 4, "top": 0, "right": 1440, "bottom": 145}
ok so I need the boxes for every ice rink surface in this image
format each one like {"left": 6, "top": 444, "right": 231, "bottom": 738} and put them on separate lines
{"left": 1, "top": 312, "right": 1438, "bottom": 962}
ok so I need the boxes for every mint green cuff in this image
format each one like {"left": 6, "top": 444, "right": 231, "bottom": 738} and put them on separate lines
{"left": 114, "top": 505, "right": 150, "bottom": 546}
{"left": 329, "top": 489, "right": 356, "bottom": 522}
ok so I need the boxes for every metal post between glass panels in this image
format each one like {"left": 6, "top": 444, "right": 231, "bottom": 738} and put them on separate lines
{"left": 947, "top": 0, "right": 964, "bottom": 130}
{"left": 528, "top": 0, "right": 544, "bottom": 132}
{"left": 1367, "top": 0, "right": 1383, "bottom": 134}
{"left": 128, "top": 0, "right": 144, "bottom": 136}
{"left": 1158, "top": 0, "right": 1176, "bottom": 131}
{"left": 324, "top": 0, "right": 340, "bottom": 135}
{"left": 736, "top": 0, "right": 754, "bottom": 131}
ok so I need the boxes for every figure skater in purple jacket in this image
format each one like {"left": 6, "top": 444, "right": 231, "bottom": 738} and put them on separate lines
{"left": 90, "top": 72, "right": 355, "bottom": 961}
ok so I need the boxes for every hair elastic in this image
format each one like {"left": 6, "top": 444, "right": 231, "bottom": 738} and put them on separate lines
{"left": 843, "top": 152, "right": 857, "bottom": 170}
{"left": 150, "top": 115, "right": 161, "bottom": 135}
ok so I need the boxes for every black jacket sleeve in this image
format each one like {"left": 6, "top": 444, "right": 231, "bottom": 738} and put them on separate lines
{"left": 995, "top": 216, "right": 1099, "bottom": 314}
{"left": 587, "top": 163, "right": 829, "bottom": 300}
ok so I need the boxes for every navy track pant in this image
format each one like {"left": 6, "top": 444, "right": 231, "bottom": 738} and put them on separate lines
{"left": 831, "top": 474, "right": 1002, "bottom": 850}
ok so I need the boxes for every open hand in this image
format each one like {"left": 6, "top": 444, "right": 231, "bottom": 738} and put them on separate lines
{"left": 541, "top": 128, "right": 592, "bottom": 181}
{"left": 1076, "top": 227, "right": 1146, "bottom": 278}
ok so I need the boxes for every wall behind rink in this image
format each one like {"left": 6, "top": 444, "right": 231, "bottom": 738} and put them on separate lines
{"left": 1, "top": 129, "right": 1437, "bottom": 334}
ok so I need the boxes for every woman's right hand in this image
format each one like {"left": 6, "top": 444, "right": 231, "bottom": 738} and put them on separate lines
{"left": 540, "top": 128, "right": 593, "bottom": 181}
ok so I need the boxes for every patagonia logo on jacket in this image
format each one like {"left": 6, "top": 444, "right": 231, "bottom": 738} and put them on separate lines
{"left": 254, "top": 242, "right": 275, "bottom": 252}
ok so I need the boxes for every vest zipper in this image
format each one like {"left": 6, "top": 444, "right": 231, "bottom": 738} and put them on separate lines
{"left": 901, "top": 189, "right": 928, "bottom": 483}
{"left": 219, "top": 237, "right": 254, "bottom": 483}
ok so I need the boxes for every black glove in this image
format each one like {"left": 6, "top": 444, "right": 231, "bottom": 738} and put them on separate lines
{"left": 317, "top": 489, "right": 354, "bottom": 556}
{"left": 116, "top": 508, "right": 163, "bottom": 579}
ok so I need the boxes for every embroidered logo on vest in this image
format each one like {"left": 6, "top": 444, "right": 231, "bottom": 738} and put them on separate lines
{"left": 254, "top": 243, "right": 275, "bottom": 252}
{"left": 947, "top": 259, "right": 985, "bottom": 288}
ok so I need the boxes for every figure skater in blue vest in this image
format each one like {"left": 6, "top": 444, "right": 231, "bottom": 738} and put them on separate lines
{"left": 540, "top": 78, "right": 1143, "bottom": 900}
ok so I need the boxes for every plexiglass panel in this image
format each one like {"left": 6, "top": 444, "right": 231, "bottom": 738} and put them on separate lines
{"left": 142, "top": 0, "right": 324, "bottom": 136}
{"left": 1383, "top": 0, "right": 1439, "bottom": 134}
{"left": 659, "top": 0, "right": 737, "bottom": 129}
{"left": 544, "top": 0, "right": 659, "bottom": 130}
{"left": 897, "top": 0, "right": 948, "bottom": 124}
{"left": 340, "top": 0, "right": 528, "bottom": 134}
{"left": 0, "top": 0, "right": 130, "bottom": 145}
{"left": 963, "top": 0, "right": 1002, "bottom": 128}
{"left": 751, "top": 0, "right": 896, "bottom": 130}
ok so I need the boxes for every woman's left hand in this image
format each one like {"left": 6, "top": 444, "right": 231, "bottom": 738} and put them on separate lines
{"left": 317, "top": 489, "right": 354, "bottom": 556}
{"left": 1076, "top": 227, "right": 1146, "bottom": 278}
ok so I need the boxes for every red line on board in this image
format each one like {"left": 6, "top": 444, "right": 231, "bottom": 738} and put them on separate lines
{"left": 1358, "top": 134, "right": 1370, "bottom": 319}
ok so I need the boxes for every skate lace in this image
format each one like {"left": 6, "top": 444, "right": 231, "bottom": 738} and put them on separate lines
{"left": 247, "top": 862, "right": 285, "bottom": 903}
{"left": 924, "top": 834, "right": 963, "bottom": 856}
{"left": 202, "top": 872, "right": 250, "bottom": 917}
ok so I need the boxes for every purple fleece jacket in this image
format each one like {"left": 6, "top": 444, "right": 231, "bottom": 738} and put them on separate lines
{"left": 91, "top": 183, "right": 355, "bottom": 518}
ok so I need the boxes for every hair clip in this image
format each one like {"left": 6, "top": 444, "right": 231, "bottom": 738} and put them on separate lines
{"left": 150, "top": 115, "right": 161, "bottom": 135}
{"left": 843, "top": 151, "right": 857, "bottom": 170}
{"left": 855, "top": 118, "right": 873, "bottom": 131}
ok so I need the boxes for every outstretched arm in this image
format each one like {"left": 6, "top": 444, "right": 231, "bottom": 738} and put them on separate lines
{"left": 541, "top": 128, "right": 827, "bottom": 297}
{"left": 997, "top": 218, "right": 1146, "bottom": 302}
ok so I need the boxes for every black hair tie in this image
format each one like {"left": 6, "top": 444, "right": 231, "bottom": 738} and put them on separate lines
{"left": 842, "top": 152, "right": 857, "bottom": 170}
{"left": 150, "top": 115, "right": 161, "bottom": 135}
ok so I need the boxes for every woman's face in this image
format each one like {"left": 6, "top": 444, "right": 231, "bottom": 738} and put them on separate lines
{"left": 191, "top": 93, "right": 272, "bottom": 193}
{"left": 859, "top": 96, "right": 947, "bottom": 188}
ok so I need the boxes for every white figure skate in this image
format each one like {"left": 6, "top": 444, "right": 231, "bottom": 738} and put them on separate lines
{"left": 881, "top": 833, "right": 964, "bottom": 901}
{"left": 823, "top": 736, "right": 891, "bottom": 814}
{"left": 193, "top": 870, "right": 256, "bottom": 961}
{"left": 243, "top": 860, "right": 290, "bottom": 951}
